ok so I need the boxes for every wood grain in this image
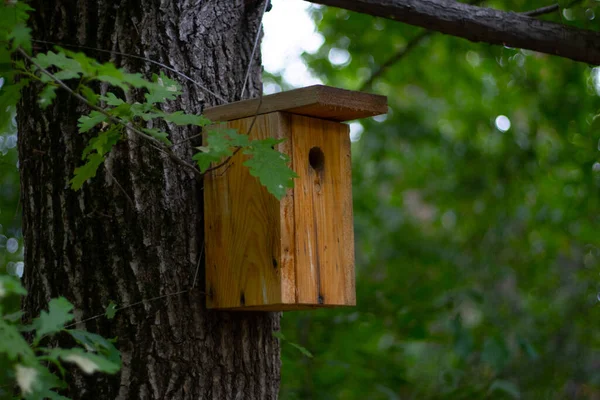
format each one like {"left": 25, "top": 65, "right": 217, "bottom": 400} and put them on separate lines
{"left": 205, "top": 112, "right": 357, "bottom": 310}
{"left": 205, "top": 113, "right": 288, "bottom": 309}
{"left": 291, "top": 115, "right": 356, "bottom": 306}
{"left": 203, "top": 85, "right": 387, "bottom": 123}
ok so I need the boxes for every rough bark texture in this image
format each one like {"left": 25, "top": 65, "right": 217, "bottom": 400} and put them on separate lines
{"left": 18, "top": 1, "right": 280, "bottom": 399}
{"left": 307, "top": 0, "right": 600, "bottom": 65}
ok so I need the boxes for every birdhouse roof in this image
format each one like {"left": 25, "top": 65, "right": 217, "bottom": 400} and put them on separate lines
{"left": 203, "top": 85, "right": 387, "bottom": 123}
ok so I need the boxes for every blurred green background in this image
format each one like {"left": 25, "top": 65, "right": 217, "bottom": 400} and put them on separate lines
{"left": 269, "top": 1, "right": 600, "bottom": 399}
{"left": 2, "top": 0, "right": 600, "bottom": 398}
{"left": 0, "top": 97, "right": 22, "bottom": 281}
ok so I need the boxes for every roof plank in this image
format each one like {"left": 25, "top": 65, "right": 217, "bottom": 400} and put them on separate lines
{"left": 203, "top": 85, "right": 387, "bottom": 122}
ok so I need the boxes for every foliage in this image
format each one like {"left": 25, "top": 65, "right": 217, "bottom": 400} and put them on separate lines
{"left": 0, "top": 275, "right": 121, "bottom": 399}
{"left": 0, "top": 1, "right": 296, "bottom": 200}
{"left": 193, "top": 127, "right": 297, "bottom": 198}
{"left": 277, "top": 1, "right": 600, "bottom": 399}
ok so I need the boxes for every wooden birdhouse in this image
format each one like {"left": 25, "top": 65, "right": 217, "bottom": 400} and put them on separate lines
{"left": 203, "top": 85, "right": 387, "bottom": 311}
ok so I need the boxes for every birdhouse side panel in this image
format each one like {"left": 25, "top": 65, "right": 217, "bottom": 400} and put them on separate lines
{"left": 205, "top": 113, "right": 293, "bottom": 309}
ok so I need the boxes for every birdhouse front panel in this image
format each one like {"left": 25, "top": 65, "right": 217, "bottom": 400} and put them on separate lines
{"left": 289, "top": 114, "right": 355, "bottom": 307}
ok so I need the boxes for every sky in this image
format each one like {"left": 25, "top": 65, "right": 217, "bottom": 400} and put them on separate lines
{"left": 261, "top": 0, "right": 323, "bottom": 89}
{"left": 260, "top": 1, "right": 515, "bottom": 140}
{"left": 261, "top": 0, "right": 366, "bottom": 141}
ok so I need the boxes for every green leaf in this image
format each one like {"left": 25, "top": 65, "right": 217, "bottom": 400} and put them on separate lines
{"left": 119, "top": 72, "right": 148, "bottom": 89}
{"left": 243, "top": 138, "right": 297, "bottom": 200}
{"left": 33, "top": 51, "right": 83, "bottom": 78}
{"left": 162, "top": 111, "right": 210, "bottom": 126}
{"left": 192, "top": 129, "right": 237, "bottom": 172}
{"left": 66, "top": 329, "right": 121, "bottom": 365}
{"left": 142, "top": 128, "right": 172, "bottom": 145}
{"left": 0, "top": 275, "right": 27, "bottom": 297}
{"left": 109, "top": 103, "right": 134, "bottom": 119}
{"left": 104, "top": 302, "right": 117, "bottom": 320}
{"left": 95, "top": 62, "right": 127, "bottom": 89}
{"left": 0, "top": 319, "right": 35, "bottom": 362}
{"left": 38, "top": 85, "right": 57, "bottom": 109}
{"left": 48, "top": 348, "right": 120, "bottom": 375}
{"left": 8, "top": 23, "right": 31, "bottom": 53}
{"left": 129, "top": 102, "right": 156, "bottom": 120}
{"left": 272, "top": 331, "right": 284, "bottom": 340}
{"left": 481, "top": 336, "right": 509, "bottom": 372}
{"left": 31, "top": 297, "right": 74, "bottom": 343}
{"left": 77, "top": 111, "right": 108, "bottom": 133}
{"left": 100, "top": 92, "right": 125, "bottom": 106}
{"left": 70, "top": 153, "right": 104, "bottom": 190}
{"left": 219, "top": 127, "right": 250, "bottom": 147}
{"left": 14, "top": 364, "right": 42, "bottom": 396}
{"left": 11, "top": 363, "right": 68, "bottom": 399}
{"left": 81, "top": 127, "right": 122, "bottom": 159}
{"left": 4, "top": 310, "right": 24, "bottom": 322}
{"left": 79, "top": 85, "right": 99, "bottom": 106}
{"left": 52, "top": 69, "right": 82, "bottom": 81}
{"left": 0, "top": 78, "right": 28, "bottom": 134}
{"left": 272, "top": 331, "right": 313, "bottom": 358}
{"left": 18, "top": 364, "right": 67, "bottom": 398}
{"left": 517, "top": 337, "right": 539, "bottom": 361}
{"left": 488, "top": 380, "right": 520, "bottom": 399}
{"left": 144, "top": 72, "right": 182, "bottom": 104}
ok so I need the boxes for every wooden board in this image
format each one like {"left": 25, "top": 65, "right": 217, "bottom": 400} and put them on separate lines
{"left": 204, "top": 113, "right": 291, "bottom": 309}
{"left": 290, "top": 114, "right": 356, "bottom": 306}
{"left": 203, "top": 85, "right": 387, "bottom": 123}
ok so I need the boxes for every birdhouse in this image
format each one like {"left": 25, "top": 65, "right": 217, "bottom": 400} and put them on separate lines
{"left": 203, "top": 85, "right": 387, "bottom": 311}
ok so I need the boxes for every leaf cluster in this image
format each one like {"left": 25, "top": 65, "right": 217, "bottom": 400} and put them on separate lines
{"left": 0, "top": 276, "right": 121, "bottom": 400}
{"left": 0, "top": 1, "right": 32, "bottom": 135}
{"left": 2, "top": 0, "right": 297, "bottom": 200}
{"left": 26, "top": 46, "right": 297, "bottom": 199}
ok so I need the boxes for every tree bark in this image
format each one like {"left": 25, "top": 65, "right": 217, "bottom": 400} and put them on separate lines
{"left": 306, "top": 0, "right": 600, "bottom": 65}
{"left": 18, "top": 1, "right": 280, "bottom": 399}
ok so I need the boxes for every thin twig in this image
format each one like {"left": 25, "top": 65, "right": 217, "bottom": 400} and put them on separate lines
{"left": 204, "top": 147, "right": 243, "bottom": 175}
{"left": 104, "top": 165, "right": 135, "bottom": 207}
{"left": 64, "top": 289, "right": 192, "bottom": 329}
{"left": 523, "top": 3, "right": 559, "bottom": 16}
{"left": 359, "top": 0, "right": 563, "bottom": 91}
{"left": 13, "top": 193, "right": 21, "bottom": 220}
{"left": 245, "top": 92, "right": 265, "bottom": 135}
{"left": 172, "top": 132, "right": 203, "bottom": 147}
{"left": 202, "top": 91, "right": 264, "bottom": 175}
{"left": 359, "top": 30, "right": 430, "bottom": 91}
{"left": 523, "top": 0, "right": 584, "bottom": 16}
{"left": 18, "top": 48, "right": 204, "bottom": 180}
{"left": 31, "top": 39, "right": 227, "bottom": 104}
{"left": 191, "top": 243, "right": 205, "bottom": 289}
{"left": 240, "top": 0, "right": 270, "bottom": 99}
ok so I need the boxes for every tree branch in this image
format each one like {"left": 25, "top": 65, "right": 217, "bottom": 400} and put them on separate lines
{"left": 359, "top": 1, "right": 565, "bottom": 91}
{"left": 523, "top": 3, "right": 558, "bottom": 17}
{"left": 360, "top": 30, "right": 429, "bottom": 91}
{"left": 306, "top": 0, "right": 600, "bottom": 65}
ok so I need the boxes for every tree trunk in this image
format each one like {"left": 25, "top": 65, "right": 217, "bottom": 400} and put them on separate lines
{"left": 17, "top": 1, "right": 280, "bottom": 399}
